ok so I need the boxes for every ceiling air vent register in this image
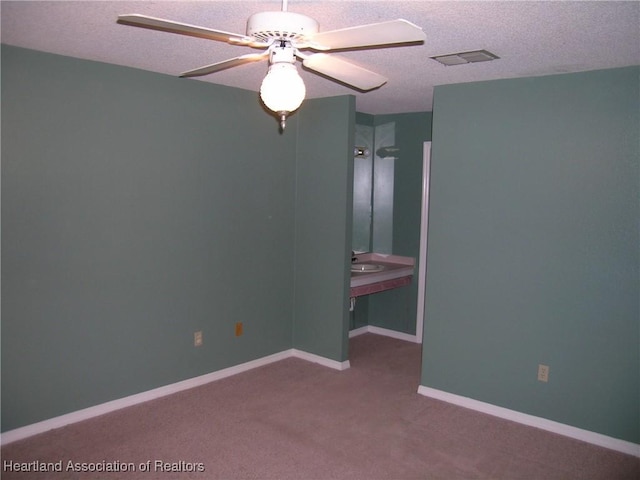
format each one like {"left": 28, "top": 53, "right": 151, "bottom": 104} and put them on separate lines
{"left": 431, "top": 50, "right": 499, "bottom": 66}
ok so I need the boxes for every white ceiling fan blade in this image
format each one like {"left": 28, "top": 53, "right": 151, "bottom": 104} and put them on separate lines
{"left": 118, "top": 14, "right": 250, "bottom": 45}
{"left": 302, "top": 53, "right": 387, "bottom": 91}
{"left": 308, "top": 19, "right": 426, "bottom": 51}
{"left": 180, "top": 52, "right": 268, "bottom": 78}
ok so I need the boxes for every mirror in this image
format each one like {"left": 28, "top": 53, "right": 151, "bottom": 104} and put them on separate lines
{"left": 352, "top": 121, "right": 397, "bottom": 254}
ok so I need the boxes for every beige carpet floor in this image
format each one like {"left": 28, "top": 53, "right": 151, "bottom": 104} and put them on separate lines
{"left": 2, "top": 333, "right": 638, "bottom": 479}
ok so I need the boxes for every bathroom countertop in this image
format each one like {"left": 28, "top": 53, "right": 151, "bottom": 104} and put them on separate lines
{"left": 350, "top": 253, "right": 415, "bottom": 296}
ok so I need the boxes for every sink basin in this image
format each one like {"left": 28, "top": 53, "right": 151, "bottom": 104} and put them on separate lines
{"left": 351, "top": 263, "right": 385, "bottom": 273}
{"left": 350, "top": 253, "right": 415, "bottom": 296}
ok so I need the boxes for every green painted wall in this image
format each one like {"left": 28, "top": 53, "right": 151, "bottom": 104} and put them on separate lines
{"left": 1, "top": 45, "right": 353, "bottom": 431}
{"left": 293, "top": 96, "right": 355, "bottom": 362}
{"left": 423, "top": 67, "right": 639, "bottom": 443}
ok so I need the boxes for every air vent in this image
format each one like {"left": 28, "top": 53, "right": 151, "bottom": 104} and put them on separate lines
{"left": 431, "top": 50, "right": 499, "bottom": 66}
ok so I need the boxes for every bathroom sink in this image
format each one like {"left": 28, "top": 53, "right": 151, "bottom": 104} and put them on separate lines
{"left": 351, "top": 263, "right": 385, "bottom": 273}
{"left": 350, "top": 253, "right": 415, "bottom": 296}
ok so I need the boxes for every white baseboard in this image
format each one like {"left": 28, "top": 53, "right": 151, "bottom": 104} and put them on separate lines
{"left": 1, "top": 348, "right": 346, "bottom": 446}
{"left": 349, "top": 325, "right": 420, "bottom": 344}
{"left": 368, "top": 326, "right": 419, "bottom": 343}
{"left": 417, "top": 386, "right": 640, "bottom": 458}
{"left": 348, "top": 326, "right": 369, "bottom": 338}
{"left": 291, "top": 349, "right": 351, "bottom": 371}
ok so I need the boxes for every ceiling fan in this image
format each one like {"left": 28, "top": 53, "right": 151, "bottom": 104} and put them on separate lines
{"left": 118, "top": 0, "right": 426, "bottom": 130}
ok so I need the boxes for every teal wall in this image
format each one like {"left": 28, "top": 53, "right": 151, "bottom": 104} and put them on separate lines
{"left": 423, "top": 67, "right": 639, "bottom": 443}
{"left": 1, "top": 45, "right": 354, "bottom": 431}
{"left": 293, "top": 96, "right": 355, "bottom": 362}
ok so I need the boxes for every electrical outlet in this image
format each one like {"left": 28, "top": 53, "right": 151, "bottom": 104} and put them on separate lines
{"left": 537, "top": 364, "right": 549, "bottom": 382}
{"left": 235, "top": 322, "right": 243, "bottom": 337}
{"left": 194, "top": 330, "right": 203, "bottom": 347}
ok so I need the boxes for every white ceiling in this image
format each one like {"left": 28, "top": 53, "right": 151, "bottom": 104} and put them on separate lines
{"left": 2, "top": 1, "right": 639, "bottom": 114}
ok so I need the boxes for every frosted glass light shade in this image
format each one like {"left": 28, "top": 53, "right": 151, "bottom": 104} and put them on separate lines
{"left": 259, "top": 63, "right": 306, "bottom": 114}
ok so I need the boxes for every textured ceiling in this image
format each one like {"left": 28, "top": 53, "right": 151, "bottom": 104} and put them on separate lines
{"left": 2, "top": 1, "right": 639, "bottom": 114}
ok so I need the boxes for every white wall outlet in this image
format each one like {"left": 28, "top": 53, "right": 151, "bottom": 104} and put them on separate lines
{"left": 194, "top": 330, "right": 203, "bottom": 347}
{"left": 537, "top": 364, "right": 549, "bottom": 382}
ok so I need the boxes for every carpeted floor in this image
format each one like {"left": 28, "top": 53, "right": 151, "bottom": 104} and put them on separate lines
{"left": 2, "top": 333, "right": 638, "bottom": 479}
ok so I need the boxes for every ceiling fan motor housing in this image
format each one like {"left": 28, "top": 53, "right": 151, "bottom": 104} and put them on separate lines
{"left": 247, "top": 11, "right": 319, "bottom": 45}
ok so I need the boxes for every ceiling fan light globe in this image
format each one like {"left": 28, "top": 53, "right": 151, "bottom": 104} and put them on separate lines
{"left": 260, "top": 63, "right": 306, "bottom": 115}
